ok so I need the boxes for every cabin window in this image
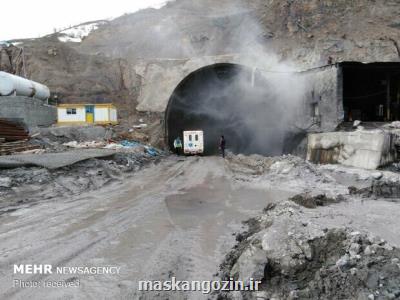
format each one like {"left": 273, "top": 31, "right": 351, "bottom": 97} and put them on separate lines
{"left": 189, "top": 135, "right": 192, "bottom": 141}
{"left": 67, "top": 108, "right": 77, "bottom": 115}
{"left": 195, "top": 134, "right": 199, "bottom": 141}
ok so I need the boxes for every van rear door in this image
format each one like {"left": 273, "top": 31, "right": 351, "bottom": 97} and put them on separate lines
{"left": 183, "top": 131, "right": 204, "bottom": 154}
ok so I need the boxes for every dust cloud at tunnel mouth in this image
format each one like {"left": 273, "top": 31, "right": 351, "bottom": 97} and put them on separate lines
{"left": 166, "top": 63, "right": 295, "bottom": 156}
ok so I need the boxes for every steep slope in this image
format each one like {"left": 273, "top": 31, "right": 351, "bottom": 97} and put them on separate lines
{"left": 257, "top": 0, "right": 400, "bottom": 64}
{"left": 78, "top": 0, "right": 265, "bottom": 61}
{"left": 78, "top": 0, "right": 400, "bottom": 64}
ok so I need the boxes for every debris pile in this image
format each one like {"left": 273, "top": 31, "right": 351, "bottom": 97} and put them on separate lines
{"left": 63, "top": 140, "right": 106, "bottom": 148}
{"left": 225, "top": 152, "right": 275, "bottom": 175}
{"left": 226, "top": 153, "right": 321, "bottom": 178}
{"left": 218, "top": 201, "right": 400, "bottom": 300}
{"left": 0, "top": 124, "right": 164, "bottom": 159}
{"left": 0, "top": 149, "right": 116, "bottom": 169}
{"left": 0, "top": 140, "right": 41, "bottom": 155}
{"left": 350, "top": 180, "right": 400, "bottom": 200}
{"left": 0, "top": 146, "right": 164, "bottom": 212}
{"left": 0, "top": 123, "right": 165, "bottom": 211}
{"left": 383, "top": 121, "right": 400, "bottom": 129}
{"left": 64, "top": 139, "right": 162, "bottom": 157}
{"left": 226, "top": 153, "right": 344, "bottom": 196}
{"left": 34, "top": 125, "right": 113, "bottom": 145}
{"left": 289, "top": 193, "right": 345, "bottom": 208}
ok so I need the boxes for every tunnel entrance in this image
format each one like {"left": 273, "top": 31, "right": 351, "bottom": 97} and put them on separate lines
{"left": 342, "top": 62, "right": 400, "bottom": 122}
{"left": 166, "top": 63, "right": 294, "bottom": 156}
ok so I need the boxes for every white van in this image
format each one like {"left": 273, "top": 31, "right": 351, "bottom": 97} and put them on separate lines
{"left": 183, "top": 130, "right": 204, "bottom": 155}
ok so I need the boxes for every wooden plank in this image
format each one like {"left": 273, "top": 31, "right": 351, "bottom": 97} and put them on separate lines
{"left": 0, "top": 145, "right": 41, "bottom": 155}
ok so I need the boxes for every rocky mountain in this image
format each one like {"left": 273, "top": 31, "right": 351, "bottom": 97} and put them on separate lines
{"left": 1, "top": 0, "right": 399, "bottom": 123}
{"left": 78, "top": 0, "right": 400, "bottom": 64}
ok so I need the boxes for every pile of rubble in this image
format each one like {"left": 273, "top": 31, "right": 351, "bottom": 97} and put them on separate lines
{"left": 350, "top": 181, "right": 400, "bottom": 200}
{"left": 218, "top": 201, "right": 400, "bottom": 300}
{"left": 0, "top": 147, "right": 164, "bottom": 213}
{"left": 0, "top": 124, "right": 165, "bottom": 212}
{"left": 216, "top": 153, "right": 400, "bottom": 299}
{"left": 62, "top": 139, "right": 161, "bottom": 156}
{"left": 226, "top": 152, "right": 347, "bottom": 196}
{"left": 226, "top": 153, "right": 321, "bottom": 178}
{"left": 227, "top": 153, "right": 324, "bottom": 176}
{"left": 289, "top": 193, "right": 345, "bottom": 208}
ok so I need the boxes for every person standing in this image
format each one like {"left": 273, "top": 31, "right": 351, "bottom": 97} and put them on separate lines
{"left": 219, "top": 135, "right": 226, "bottom": 158}
{"left": 173, "top": 136, "right": 183, "bottom": 155}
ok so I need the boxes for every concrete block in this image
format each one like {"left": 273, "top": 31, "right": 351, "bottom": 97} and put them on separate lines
{"left": 307, "top": 131, "right": 396, "bottom": 169}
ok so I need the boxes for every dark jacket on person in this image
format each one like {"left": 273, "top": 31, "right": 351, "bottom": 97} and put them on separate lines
{"left": 220, "top": 137, "right": 226, "bottom": 149}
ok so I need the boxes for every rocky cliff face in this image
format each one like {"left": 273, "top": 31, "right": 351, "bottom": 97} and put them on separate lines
{"left": 259, "top": 0, "right": 400, "bottom": 64}
{"left": 1, "top": 0, "right": 399, "bottom": 122}
{"left": 77, "top": 0, "right": 400, "bottom": 64}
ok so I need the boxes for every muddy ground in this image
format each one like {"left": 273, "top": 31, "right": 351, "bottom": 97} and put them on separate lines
{"left": 0, "top": 151, "right": 162, "bottom": 214}
{"left": 0, "top": 154, "right": 399, "bottom": 299}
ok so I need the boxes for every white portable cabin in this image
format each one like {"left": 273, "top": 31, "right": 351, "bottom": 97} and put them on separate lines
{"left": 183, "top": 130, "right": 204, "bottom": 155}
{"left": 57, "top": 103, "right": 118, "bottom": 125}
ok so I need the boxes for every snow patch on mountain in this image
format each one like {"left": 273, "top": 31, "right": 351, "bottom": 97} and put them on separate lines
{"left": 58, "top": 21, "right": 107, "bottom": 43}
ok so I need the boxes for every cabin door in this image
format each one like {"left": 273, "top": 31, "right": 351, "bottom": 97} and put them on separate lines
{"left": 85, "top": 105, "right": 95, "bottom": 123}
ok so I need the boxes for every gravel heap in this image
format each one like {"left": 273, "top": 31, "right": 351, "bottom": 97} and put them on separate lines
{"left": 218, "top": 201, "right": 400, "bottom": 300}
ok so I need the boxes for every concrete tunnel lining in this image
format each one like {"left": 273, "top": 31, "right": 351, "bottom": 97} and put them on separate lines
{"left": 165, "top": 63, "right": 300, "bottom": 156}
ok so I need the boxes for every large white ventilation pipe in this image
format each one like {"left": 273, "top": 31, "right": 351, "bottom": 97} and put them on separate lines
{"left": 0, "top": 71, "right": 50, "bottom": 100}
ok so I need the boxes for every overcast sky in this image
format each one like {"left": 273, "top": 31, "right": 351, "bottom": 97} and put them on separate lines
{"left": 0, "top": 0, "right": 170, "bottom": 40}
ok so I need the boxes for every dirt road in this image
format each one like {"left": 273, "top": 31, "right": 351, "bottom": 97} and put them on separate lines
{"left": 0, "top": 156, "right": 291, "bottom": 299}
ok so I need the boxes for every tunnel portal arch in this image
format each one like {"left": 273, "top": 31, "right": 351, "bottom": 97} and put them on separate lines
{"left": 165, "top": 63, "right": 290, "bottom": 156}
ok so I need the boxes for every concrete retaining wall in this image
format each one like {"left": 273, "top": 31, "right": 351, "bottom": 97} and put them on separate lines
{"left": 0, "top": 96, "right": 57, "bottom": 127}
